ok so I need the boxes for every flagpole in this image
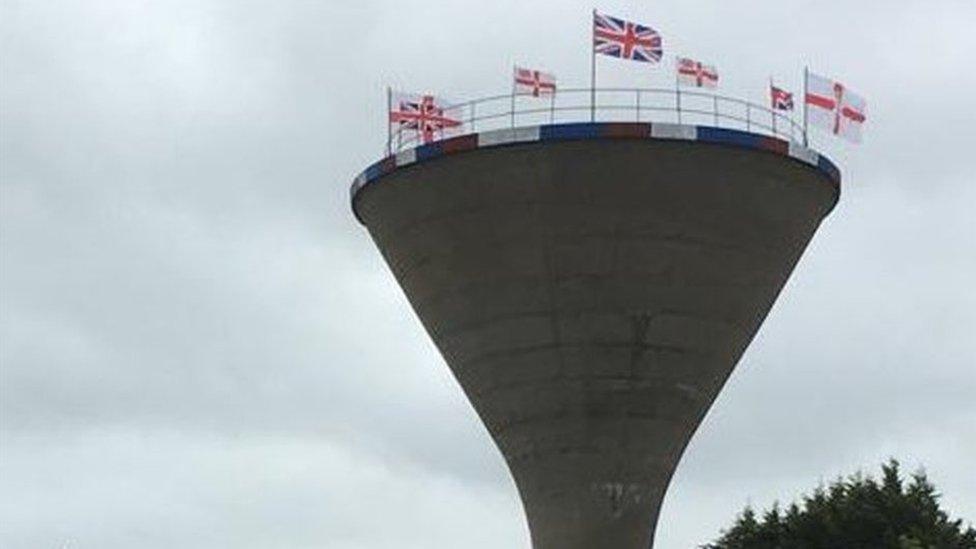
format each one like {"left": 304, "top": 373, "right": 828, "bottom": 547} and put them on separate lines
{"left": 770, "top": 77, "right": 777, "bottom": 136}
{"left": 386, "top": 86, "right": 392, "bottom": 156}
{"left": 803, "top": 66, "right": 809, "bottom": 147}
{"left": 550, "top": 88, "right": 556, "bottom": 124}
{"left": 590, "top": 9, "right": 596, "bottom": 122}
{"left": 675, "top": 57, "right": 682, "bottom": 124}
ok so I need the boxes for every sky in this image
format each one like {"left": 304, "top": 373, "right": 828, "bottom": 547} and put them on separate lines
{"left": 1, "top": 0, "right": 974, "bottom": 548}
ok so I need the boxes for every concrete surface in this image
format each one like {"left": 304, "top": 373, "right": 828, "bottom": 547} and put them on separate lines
{"left": 355, "top": 137, "right": 838, "bottom": 549}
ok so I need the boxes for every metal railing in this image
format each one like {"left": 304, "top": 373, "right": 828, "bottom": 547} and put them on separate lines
{"left": 387, "top": 87, "right": 804, "bottom": 154}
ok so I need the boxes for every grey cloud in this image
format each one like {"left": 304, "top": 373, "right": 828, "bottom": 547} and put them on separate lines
{"left": 2, "top": 0, "right": 974, "bottom": 548}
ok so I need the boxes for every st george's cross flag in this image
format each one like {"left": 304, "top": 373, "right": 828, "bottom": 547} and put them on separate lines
{"left": 805, "top": 72, "right": 866, "bottom": 143}
{"left": 593, "top": 12, "right": 663, "bottom": 63}
{"left": 389, "top": 91, "right": 463, "bottom": 144}
{"left": 514, "top": 67, "right": 556, "bottom": 97}
{"left": 771, "top": 85, "right": 794, "bottom": 111}
{"left": 676, "top": 57, "right": 718, "bottom": 88}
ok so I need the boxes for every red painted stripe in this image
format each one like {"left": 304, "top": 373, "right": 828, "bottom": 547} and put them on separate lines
{"left": 600, "top": 123, "right": 651, "bottom": 138}
{"left": 378, "top": 155, "right": 396, "bottom": 174}
{"left": 439, "top": 134, "right": 478, "bottom": 154}
{"left": 758, "top": 136, "right": 789, "bottom": 155}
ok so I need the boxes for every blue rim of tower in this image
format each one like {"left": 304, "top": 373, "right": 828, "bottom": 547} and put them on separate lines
{"left": 349, "top": 122, "right": 841, "bottom": 225}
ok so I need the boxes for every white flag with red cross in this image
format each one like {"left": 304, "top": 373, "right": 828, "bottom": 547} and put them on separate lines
{"left": 677, "top": 57, "right": 718, "bottom": 88}
{"left": 389, "top": 91, "right": 463, "bottom": 145}
{"left": 514, "top": 66, "right": 556, "bottom": 97}
{"left": 805, "top": 72, "right": 866, "bottom": 143}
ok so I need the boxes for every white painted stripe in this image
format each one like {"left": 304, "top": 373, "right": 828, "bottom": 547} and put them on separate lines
{"left": 476, "top": 128, "right": 513, "bottom": 147}
{"left": 395, "top": 148, "right": 416, "bottom": 167}
{"left": 477, "top": 126, "right": 541, "bottom": 147}
{"left": 788, "top": 142, "right": 819, "bottom": 166}
{"left": 650, "top": 123, "right": 697, "bottom": 140}
{"left": 350, "top": 174, "right": 366, "bottom": 200}
{"left": 513, "top": 125, "right": 541, "bottom": 143}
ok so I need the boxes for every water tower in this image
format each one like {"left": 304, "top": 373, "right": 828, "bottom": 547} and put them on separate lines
{"left": 350, "top": 90, "right": 839, "bottom": 548}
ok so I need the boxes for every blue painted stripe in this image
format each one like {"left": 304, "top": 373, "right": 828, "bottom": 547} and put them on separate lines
{"left": 696, "top": 126, "right": 762, "bottom": 149}
{"left": 414, "top": 142, "right": 443, "bottom": 161}
{"left": 818, "top": 154, "right": 842, "bottom": 184}
{"left": 363, "top": 160, "right": 386, "bottom": 182}
{"left": 540, "top": 123, "right": 601, "bottom": 140}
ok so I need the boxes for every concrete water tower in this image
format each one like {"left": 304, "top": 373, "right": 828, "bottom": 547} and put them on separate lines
{"left": 350, "top": 90, "right": 839, "bottom": 548}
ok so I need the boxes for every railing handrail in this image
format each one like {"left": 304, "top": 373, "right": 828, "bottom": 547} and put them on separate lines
{"left": 387, "top": 87, "right": 803, "bottom": 154}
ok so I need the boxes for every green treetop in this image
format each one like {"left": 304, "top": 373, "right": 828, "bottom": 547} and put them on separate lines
{"left": 704, "top": 460, "right": 976, "bottom": 549}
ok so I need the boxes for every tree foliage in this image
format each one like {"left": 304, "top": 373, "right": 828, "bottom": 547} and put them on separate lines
{"left": 704, "top": 460, "right": 976, "bottom": 549}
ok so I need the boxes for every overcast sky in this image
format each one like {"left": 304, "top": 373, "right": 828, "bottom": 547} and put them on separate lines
{"left": 1, "top": 1, "right": 974, "bottom": 548}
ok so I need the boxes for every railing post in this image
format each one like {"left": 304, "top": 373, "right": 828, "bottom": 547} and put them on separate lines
{"left": 676, "top": 87, "right": 682, "bottom": 124}
{"left": 713, "top": 95, "right": 719, "bottom": 126}
{"left": 470, "top": 102, "right": 476, "bottom": 133}
{"left": 386, "top": 87, "right": 392, "bottom": 157}
{"left": 803, "top": 66, "right": 810, "bottom": 146}
{"left": 510, "top": 91, "right": 516, "bottom": 129}
{"left": 746, "top": 104, "right": 751, "bottom": 132}
{"left": 636, "top": 89, "right": 641, "bottom": 122}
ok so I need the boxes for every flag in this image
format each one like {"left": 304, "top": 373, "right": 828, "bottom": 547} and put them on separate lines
{"left": 593, "top": 12, "right": 662, "bottom": 63}
{"left": 677, "top": 57, "right": 718, "bottom": 88}
{"left": 514, "top": 67, "right": 556, "bottom": 97}
{"left": 389, "top": 91, "right": 463, "bottom": 144}
{"left": 771, "top": 85, "right": 794, "bottom": 111}
{"left": 805, "top": 72, "right": 866, "bottom": 143}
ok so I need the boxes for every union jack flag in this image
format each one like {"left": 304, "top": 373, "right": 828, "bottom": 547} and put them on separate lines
{"left": 593, "top": 11, "right": 662, "bottom": 63}
{"left": 389, "top": 92, "right": 462, "bottom": 144}
{"left": 770, "top": 85, "right": 794, "bottom": 111}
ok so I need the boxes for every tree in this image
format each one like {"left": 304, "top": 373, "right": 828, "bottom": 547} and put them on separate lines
{"left": 704, "top": 460, "right": 976, "bottom": 549}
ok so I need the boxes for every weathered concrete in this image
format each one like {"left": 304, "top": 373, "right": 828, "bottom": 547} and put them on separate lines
{"left": 355, "top": 137, "right": 838, "bottom": 548}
